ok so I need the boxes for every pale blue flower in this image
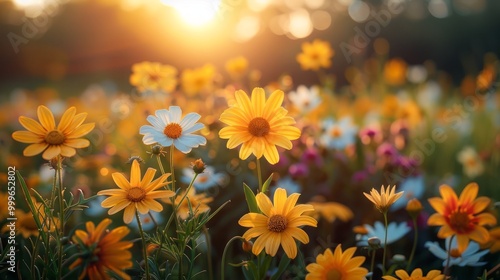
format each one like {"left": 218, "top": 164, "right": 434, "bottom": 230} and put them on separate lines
{"left": 356, "top": 221, "right": 411, "bottom": 247}
{"left": 390, "top": 176, "right": 425, "bottom": 211}
{"left": 83, "top": 195, "right": 107, "bottom": 217}
{"left": 320, "top": 117, "right": 358, "bottom": 150}
{"left": 270, "top": 176, "right": 301, "bottom": 200}
{"left": 181, "top": 165, "right": 227, "bottom": 191}
{"left": 139, "top": 106, "right": 206, "bottom": 153}
{"left": 129, "top": 211, "right": 163, "bottom": 232}
{"left": 425, "top": 236, "right": 489, "bottom": 267}
{"left": 288, "top": 85, "right": 321, "bottom": 113}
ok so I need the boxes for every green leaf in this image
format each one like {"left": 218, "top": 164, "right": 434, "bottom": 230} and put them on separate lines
{"left": 270, "top": 254, "right": 291, "bottom": 280}
{"left": 261, "top": 173, "right": 274, "bottom": 194}
{"left": 243, "top": 183, "right": 260, "bottom": 213}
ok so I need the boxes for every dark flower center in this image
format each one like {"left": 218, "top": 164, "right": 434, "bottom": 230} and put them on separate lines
{"left": 248, "top": 117, "right": 270, "bottom": 137}
{"left": 267, "top": 215, "right": 287, "bottom": 233}
{"left": 45, "top": 130, "right": 65, "bottom": 145}
{"left": 127, "top": 187, "right": 146, "bottom": 202}
{"left": 164, "top": 123, "right": 182, "bottom": 139}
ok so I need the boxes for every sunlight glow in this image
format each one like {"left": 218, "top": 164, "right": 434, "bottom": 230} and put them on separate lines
{"left": 161, "top": 0, "right": 221, "bottom": 26}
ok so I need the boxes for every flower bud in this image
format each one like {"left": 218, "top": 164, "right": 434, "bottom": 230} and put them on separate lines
{"left": 242, "top": 240, "right": 253, "bottom": 252}
{"left": 192, "top": 159, "right": 206, "bottom": 174}
{"left": 368, "top": 237, "right": 381, "bottom": 249}
{"left": 406, "top": 198, "right": 422, "bottom": 218}
{"left": 151, "top": 144, "right": 163, "bottom": 156}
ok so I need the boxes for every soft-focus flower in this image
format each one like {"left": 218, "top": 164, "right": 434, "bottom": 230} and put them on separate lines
{"left": 129, "top": 211, "right": 162, "bottom": 231}
{"left": 364, "top": 185, "right": 404, "bottom": 213}
{"left": 320, "top": 117, "right": 358, "bottom": 150}
{"left": 359, "top": 124, "right": 383, "bottom": 145}
{"left": 129, "top": 61, "right": 177, "bottom": 93}
{"left": 356, "top": 221, "right": 411, "bottom": 247}
{"left": 305, "top": 245, "right": 368, "bottom": 280}
{"left": 425, "top": 236, "right": 489, "bottom": 267}
{"left": 296, "top": 39, "right": 334, "bottom": 71}
{"left": 382, "top": 268, "right": 445, "bottom": 280}
{"left": 70, "top": 218, "right": 133, "bottom": 280}
{"left": 390, "top": 176, "right": 425, "bottom": 211}
{"left": 180, "top": 165, "right": 226, "bottom": 191}
{"left": 477, "top": 64, "right": 496, "bottom": 92}
{"left": 289, "top": 162, "right": 309, "bottom": 178}
{"left": 225, "top": 56, "right": 248, "bottom": 80}
{"left": 482, "top": 227, "right": 500, "bottom": 253}
{"left": 83, "top": 195, "right": 107, "bottom": 217}
{"left": 406, "top": 198, "right": 423, "bottom": 218}
{"left": 181, "top": 64, "right": 216, "bottom": 95}
{"left": 270, "top": 176, "right": 301, "bottom": 198}
{"left": 139, "top": 106, "right": 207, "bottom": 153}
{"left": 167, "top": 187, "right": 213, "bottom": 220}
{"left": 288, "top": 85, "right": 322, "bottom": 113}
{"left": 98, "top": 159, "right": 174, "bottom": 224}
{"left": 308, "top": 196, "right": 354, "bottom": 223}
{"left": 384, "top": 58, "right": 407, "bottom": 86}
{"left": 238, "top": 188, "right": 317, "bottom": 259}
{"left": 219, "top": 88, "right": 301, "bottom": 164}
{"left": 12, "top": 105, "right": 95, "bottom": 160}
{"left": 457, "top": 146, "right": 485, "bottom": 178}
{"left": 427, "top": 182, "right": 496, "bottom": 252}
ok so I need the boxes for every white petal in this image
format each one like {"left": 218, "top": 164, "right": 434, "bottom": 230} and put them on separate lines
{"left": 180, "top": 113, "right": 202, "bottom": 130}
{"left": 178, "top": 134, "right": 207, "bottom": 147}
{"left": 183, "top": 123, "right": 204, "bottom": 134}
{"left": 155, "top": 109, "right": 171, "bottom": 125}
{"left": 173, "top": 140, "right": 192, "bottom": 153}
{"left": 147, "top": 115, "right": 165, "bottom": 129}
{"left": 425, "top": 241, "right": 448, "bottom": 260}
{"left": 140, "top": 125, "right": 162, "bottom": 135}
{"left": 158, "top": 137, "right": 173, "bottom": 147}
{"left": 169, "top": 106, "right": 182, "bottom": 123}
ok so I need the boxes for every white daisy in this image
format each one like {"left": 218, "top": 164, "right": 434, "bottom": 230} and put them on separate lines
{"left": 425, "top": 236, "right": 489, "bottom": 267}
{"left": 139, "top": 106, "right": 207, "bottom": 153}
{"left": 180, "top": 165, "right": 227, "bottom": 191}
{"left": 320, "top": 117, "right": 358, "bottom": 150}
{"left": 390, "top": 176, "right": 425, "bottom": 211}
{"left": 288, "top": 85, "right": 321, "bottom": 113}
{"left": 356, "top": 221, "right": 411, "bottom": 247}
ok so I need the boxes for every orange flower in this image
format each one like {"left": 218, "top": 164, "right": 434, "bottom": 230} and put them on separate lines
{"left": 384, "top": 58, "right": 407, "bottom": 86}
{"left": 427, "top": 183, "right": 497, "bottom": 252}
{"left": 12, "top": 105, "right": 95, "bottom": 160}
{"left": 130, "top": 61, "right": 178, "bottom": 93}
{"left": 296, "top": 39, "right": 334, "bottom": 71}
{"left": 305, "top": 245, "right": 368, "bottom": 280}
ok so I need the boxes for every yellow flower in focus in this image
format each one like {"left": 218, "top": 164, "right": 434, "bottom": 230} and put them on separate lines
{"left": 238, "top": 188, "right": 317, "bottom": 259}
{"left": 70, "top": 218, "right": 133, "bottom": 280}
{"left": 427, "top": 183, "right": 497, "bottom": 252}
{"left": 384, "top": 58, "right": 407, "bottom": 86}
{"left": 382, "top": 268, "right": 445, "bottom": 280}
{"left": 296, "top": 39, "right": 334, "bottom": 71}
{"left": 308, "top": 196, "right": 353, "bottom": 223}
{"left": 181, "top": 64, "right": 216, "bottom": 95}
{"left": 166, "top": 187, "right": 213, "bottom": 220}
{"left": 363, "top": 185, "right": 404, "bottom": 214}
{"left": 219, "top": 88, "right": 301, "bottom": 164}
{"left": 305, "top": 245, "right": 368, "bottom": 280}
{"left": 225, "top": 56, "right": 249, "bottom": 80}
{"left": 130, "top": 61, "right": 178, "bottom": 93}
{"left": 98, "top": 160, "right": 175, "bottom": 224}
{"left": 12, "top": 105, "right": 95, "bottom": 160}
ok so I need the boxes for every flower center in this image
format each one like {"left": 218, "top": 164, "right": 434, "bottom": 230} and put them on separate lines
{"left": 326, "top": 269, "right": 342, "bottom": 280}
{"left": 449, "top": 248, "right": 462, "bottom": 258}
{"left": 198, "top": 176, "right": 209, "bottom": 183}
{"left": 149, "top": 73, "right": 160, "bottom": 82}
{"left": 164, "top": 123, "right": 182, "bottom": 139}
{"left": 267, "top": 215, "right": 287, "bottom": 233}
{"left": 127, "top": 187, "right": 146, "bottom": 202}
{"left": 45, "top": 130, "right": 65, "bottom": 145}
{"left": 449, "top": 209, "right": 472, "bottom": 234}
{"left": 330, "top": 127, "right": 342, "bottom": 138}
{"left": 248, "top": 117, "right": 270, "bottom": 137}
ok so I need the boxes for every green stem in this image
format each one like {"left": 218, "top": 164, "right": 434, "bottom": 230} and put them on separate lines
{"left": 136, "top": 211, "right": 151, "bottom": 280}
{"left": 56, "top": 157, "right": 64, "bottom": 280}
{"left": 203, "top": 226, "right": 213, "bottom": 280}
{"left": 175, "top": 174, "right": 198, "bottom": 212}
{"left": 221, "top": 236, "right": 243, "bottom": 280}
{"left": 170, "top": 145, "right": 176, "bottom": 192}
{"left": 406, "top": 218, "right": 418, "bottom": 271}
{"left": 148, "top": 212, "right": 158, "bottom": 229}
{"left": 256, "top": 157, "right": 262, "bottom": 192}
{"left": 156, "top": 155, "right": 166, "bottom": 175}
{"left": 382, "top": 212, "right": 388, "bottom": 274}
{"left": 443, "top": 236, "right": 454, "bottom": 277}
{"left": 369, "top": 249, "right": 376, "bottom": 280}
{"left": 487, "top": 262, "right": 500, "bottom": 277}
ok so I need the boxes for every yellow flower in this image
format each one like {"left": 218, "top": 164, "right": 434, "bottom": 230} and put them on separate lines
{"left": 181, "top": 64, "right": 216, "bottom": 95}
{"left": 225, "top": 56, "right": 249, "bottom": 80}
{"left": 427, "top": 183, "right": 497, "bottom": 252}
{"left": 305, "top": 245, "right": 368, "bottom": 280}
{"left": 406, "top": 198, "right": 423, "bottom": 218}
{"left": 129, "top": 61, "right": 178, "bottom": 93}
{"left": 384, "top": 58, "right": 407, "bottom": 86}
{"left": 166, "top": 187, "right": 213, "bottom": 220}
{"left": 382, "top": 268, "right": 445, "bottom": 280}
{"left": 307, "top": 196, "right": 353, "bottom": 223}
{"left": 481, "top": 227, "right": 500, "bottom": 253}
{"left": 296, "top": 39, "right": 334, "bottom": 71}
{"left": 363, "top": 185, "right": 404, "bottom": 214}
{"left": 70, "top": 218, "right": 133, "bottom": 280}
{"left": 238, "top": 188, "right": 317, "bottom": 259}
{"left": 12, "top": 105, "right": 95, "bottom": 160}
{"left": 98, "top": 159, "right": 175, "bottom": 224}
{"left": 219, "top": 88, "right": 301, "bottom": 164}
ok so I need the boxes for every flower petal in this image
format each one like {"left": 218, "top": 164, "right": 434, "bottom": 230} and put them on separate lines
{"left": 19, "top": 116, "right": 46, "bottom": 135}
{"left": 37, "top": 105, "right": 55, "bottom": 131}
{"left": 12, "top": 131, "right": 44, "bottom": 143}
{"left": 23, "top": 143, "right": 48, "bottom": 156}
{"left": 129, "top": 160, "right": 141, "bottom": 187}
{"left": 57, "top": 107, "right": 76, "bottom": 132}
{"left": 42, "top": 145, "right": 61, "bottom": 160}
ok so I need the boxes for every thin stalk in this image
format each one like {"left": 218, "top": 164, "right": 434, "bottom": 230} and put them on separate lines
{"left": 175, "top": 174, "right": 198, "bottom": 212}
{"left": 382, "top": 212, "right": 388, "bottom": 274}
{"left": 256, "top": 157, "right": 262, "bottom": 192}
{"left": 156, "top": 155, "right": 166, "bottom": 175}
{"left": 136, "top": 211, "right": 151, "bottom": 280}
{"left": 369, "top": 249, "right": 376, "bottom": 280}
{"left": 406, "top": 218, "right": 418, "bottom": 271}
{"left": 170, "top": 145, "right": 176, "bottom": 192}
{"left": 56, "top": 157, "right": 64, "bottom": 280}
{"left": 487, "top": 262, "right": 500, "bottom": 277}
{"left": 443, "top": 236, "right": 454, "bottom": 276}
{"left": 203, "top": 226, "right": 214, "bottom": 280}
{"left": 148, "top": 212, "right": 158, "bottom": 229}
{"left": 221, "top": 236, "right": 243, "bottom": 280}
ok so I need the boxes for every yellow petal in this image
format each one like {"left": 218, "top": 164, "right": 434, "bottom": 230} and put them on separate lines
{"left": 256, "top": 192, "right": 273, "bottom": 217}
{"left": 266, "top": 133, "right": 293, "bottom": 150}
{"left": 57, "top": 107, "right": 76, "bottom": 132}
{"left": 427, "top": 213, "right": 446, "bottom": 226}
{"left": 272, "top": 126, "right": 301, "bottom": 140}
{"left": 263, "top": 142, "right": 279, "bottom": 165}
{"left": 60, "top": 145, "right": 76, "bottom": 158}
{"left": 123, "top": 204, "right": 136, "bottom": 224}
{"left": 280, "top": 230, "right": 298, "bottom": 259}
{"left": 130, "top": 160, "right": 141, "bottom": 187}
{"left": 251, "top": 87, "right": 265, "bottom": 117}
{"left": 42, "top": 145, "right": 61, "bottom": 160}
{"left": 287, "top": 216, "right": 317, "bottom": 228}
{"left": 476, "top": 213, "right": 497, "bottom": 226}
{"left": 273, "top": 188, "right": 287, "bottom": 214}
{"left": 239, "top": 141, "right": 253, "bottom": 160}
{"left": 108, "top": 200, "right": 131, "bottom": 214}
{"left": 219, "top": 125, "right": 247, "bottom": 139}
{"left": 437, "top": 225, "right": 454, "bottom": 238}
{"left": 242, "top": 226, "right": 267, "bottom": 240}
{"left": 235, "top": 89, "right": 254, "bottom": 118}
{"left": 226, "top": 131, "right": 252, "bottom": 149}
{"left": 142, "top": 198, "right": 163, "bottom": 212}
{"left": 262, "top": 90, "right": 284, "bottom": 120}
{"left": 64, "top": 138, "right": 90, "bottom": 148}
{"left": 67, "top": 123, "right": 95, "bottom": 138}
{"left": 286, "top": 227, "right": 309, "bottom": 244}
{"left": 472, "top": 197, "right": 491, "bottom": 214}
{"left": 282, "top": 193, "right": 300, "bottom": 216}
{"left": 19, "top": 116, "right": 47, "bottom": 135}
{"left": 439, "top": 184, "right": 458, "bottom": 205}
{"left": 395, "top": 269, "right": 410, "bottom": 279}
{"left": 12, "top": 131, "right": 43, "bottom": 143}
{"left": 428, "top": 197, "right": 446, "bottom": 214}
{"left": 140, "top": 168, "right": 156, "bottom": 188}
{"left": 112, "top": 172, "right": 131, "bottom": 190}
{"left": 458, "top": 182, "right": 478, "bottom": 206}
{"left": 23, "top": 143, "right": 48, "bottom": 157}
{"left": 238, "top": 213, "right": 268, "bottom": 228}
{"left": 456, "top": 234, "right": 470, "bottom": 253}
{"left": 410, "top": 268, "right": 423, "bottom": 277}
{"left": 37, "top": 105, "right": 55, "bottom": 131}
{"left": 264, "top": 232, "right": 281, "bottom": 256}
{"left": 66, "top": 112, "right": 88, "bottom": 133}
{"left": 469, "top": 226, "right": 490, "bottom": 244}
{"left": 101, "top": 195, "right": 127, "bottom": 208}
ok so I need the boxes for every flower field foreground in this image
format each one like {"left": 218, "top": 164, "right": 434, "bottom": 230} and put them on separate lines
{"left": 2, "top": 41, "right": 500, "bottom": 280}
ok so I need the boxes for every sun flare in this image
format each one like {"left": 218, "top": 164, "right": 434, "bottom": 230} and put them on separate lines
{"left": 161, "top": 0, "right": 220, "bottom": 26}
